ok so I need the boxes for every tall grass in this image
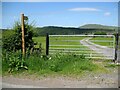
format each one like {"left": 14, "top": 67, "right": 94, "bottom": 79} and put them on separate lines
{"left": 2, "top": 51, "right": 107, "bottom": 78}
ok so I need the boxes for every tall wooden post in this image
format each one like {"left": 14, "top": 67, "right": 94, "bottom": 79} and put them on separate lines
{"left": 46, "top": 33, "right": 49, "bottom": 56}
{"left": 21, "top": 13, "right": 25, "bottom": 57}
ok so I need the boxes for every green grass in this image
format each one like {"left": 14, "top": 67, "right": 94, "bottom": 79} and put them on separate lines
{"left": 90, "top": 37, "right": 115, "bottom": 48}
{"left": 33, "top": 36, "right": 46, "bottom": 54}
{"left": 49, "top": 36, "right": 86, "bottom": 40}
{"left": 32, "top": 36, "right": 106, "bottom": 58}
{"left": 33, "top": 36, "right": 90, "bottom": 55}
{"left": 49, "top": 36, "right": 85, "bottom": 48}
{"left": 0, "top": 59, "right": 2, "bottom": 76}
{"left": 104, "top": 64, "right": 120, "bottom": 68}
{"left": 32, "top": 36, "right": 115, "bottom": 59}
{"left": 33, "top": 36, "right": 114, "bottom": 49}
{"left": 49, "top": 36, "right": 104, "bottom": 57}
{"left": 33, "top": 36, "right": 46, "bottom": 48}
{"left": 2, "top": 53, "right": 107, "bottom": 78}
{"left": 32, "top": 36, "right": 86, "bottom": 48}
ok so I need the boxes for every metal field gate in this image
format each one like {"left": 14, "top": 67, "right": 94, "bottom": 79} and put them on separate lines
{"left": 47, "top": 34, "right": 115, "bottom": 60}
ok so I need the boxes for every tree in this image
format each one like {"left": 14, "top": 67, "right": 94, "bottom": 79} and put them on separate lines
{"left": 2, "top": 21, "right": 34, "bottom": 52}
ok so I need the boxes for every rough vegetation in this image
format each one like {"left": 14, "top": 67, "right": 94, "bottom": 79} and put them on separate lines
{"left": 2, "top": 52, "right": 107, "bottom": 77}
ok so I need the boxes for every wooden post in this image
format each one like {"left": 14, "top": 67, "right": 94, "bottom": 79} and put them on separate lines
{"left": 46, "top": 33, "right": 49, "bottom": 56}
{"left": 21, "top": 13, "right": 25, "bottom": 57}
{"left": 114, "top": 32, "right": 119, "bottom": 62}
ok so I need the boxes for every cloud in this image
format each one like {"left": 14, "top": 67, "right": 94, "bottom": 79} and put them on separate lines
{"left": 104, "top": 12, "right": 111, "bottom": 16}
{"left": 68, "top": 7, "right": 101, "bottom": 11}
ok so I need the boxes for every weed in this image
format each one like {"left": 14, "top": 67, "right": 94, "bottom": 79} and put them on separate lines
{"left": 2, "top": 51, "right": 28, "bottom": 73}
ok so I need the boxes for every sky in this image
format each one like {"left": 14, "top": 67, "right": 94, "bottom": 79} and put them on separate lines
{"left": 2, "top": 0, "right": 120, "bottom": 2}
{"left": 2, "top": 2, "right": 118, "bottom": 29}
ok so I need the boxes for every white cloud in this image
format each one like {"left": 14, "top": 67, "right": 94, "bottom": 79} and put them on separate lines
{"left": 68, "top": 8, "right": 101, "bottom": 11}
{"left": 104, "top": 12, "right": 111, "bottom": 16}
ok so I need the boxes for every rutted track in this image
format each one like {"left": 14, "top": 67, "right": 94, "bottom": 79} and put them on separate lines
{"left": 80, "top": 38, "right": 115, "bottom": 59}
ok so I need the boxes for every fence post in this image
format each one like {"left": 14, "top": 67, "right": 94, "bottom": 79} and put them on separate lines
{"left": 46, "top": 33, "right": 49, "bottom": 56}
{"left": 114, "top": 32, "right": 119, "bottom": 62}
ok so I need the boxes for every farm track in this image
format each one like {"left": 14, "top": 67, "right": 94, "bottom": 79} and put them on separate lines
{"left": 1, "top": 68, "right": 118, "bottom": 88}
{"left": 80, "top": 38, "right": 115, "bottom": 59}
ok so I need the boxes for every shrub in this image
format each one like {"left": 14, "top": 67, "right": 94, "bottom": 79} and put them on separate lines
{"left": 2, "top": 21, "right": 34, "bottom": 52}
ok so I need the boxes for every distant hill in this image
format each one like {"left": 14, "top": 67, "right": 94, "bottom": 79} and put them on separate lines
{"left": 80, "top": 24, "right": 117, "bottom": 30}
{"left": 33, "top": 25, "right": 116, "bottom": 36}
{"left": 2, "top": 24, "right": 117, "bottom": 37}
{"left": 33, "top": 26, "right": 94, "bottom": 36}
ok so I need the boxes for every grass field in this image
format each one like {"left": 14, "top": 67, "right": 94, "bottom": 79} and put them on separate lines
{"left": 90, "top": 36, "right": 115, "bottom": 48}
{"left": 32, "top": 36, "right": 106, "bottom": 58}
{"left": 32, "top": 37, "right": 46, "bottom": 54}
{"left": 49, "top": 36, "right": 86, "bottom": 48}
{"left": 33, "top": 36, "right": 92, "bottom": 53}
{"left": 33, "top": 36, "right": 46, "bottom": 48}
{"left": 33, "top": 36, "right": 115, "bottom": 49}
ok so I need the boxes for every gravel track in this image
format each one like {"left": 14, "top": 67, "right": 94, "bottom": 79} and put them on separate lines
{"left": 2, "top": 69, "right": 118, "bottom": 88}
{"left": 80, "top": 38, "right": 115, "bottom": 59}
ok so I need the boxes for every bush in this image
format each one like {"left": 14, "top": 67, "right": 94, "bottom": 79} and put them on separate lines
{"left": 2, "top": 21, "right": 34, "bottom": 52}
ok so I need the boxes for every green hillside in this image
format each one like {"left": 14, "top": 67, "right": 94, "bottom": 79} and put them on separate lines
{"left": 80, "top": 24, "right": 117, "bottom": 30}
{"left": 33, "top": 25, "right": 116, "bottom": 36}
{"left": 33, "top": 26, "right": 96, "bottom": 36}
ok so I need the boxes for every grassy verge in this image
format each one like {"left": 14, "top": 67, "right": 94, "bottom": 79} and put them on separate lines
{"left": 2, "top": 53, "right": 108, "bottom": 78}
